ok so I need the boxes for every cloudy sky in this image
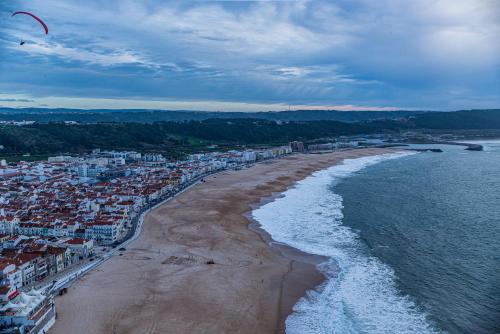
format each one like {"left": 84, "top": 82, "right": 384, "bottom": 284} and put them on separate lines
{"left": 0, "top": 0, "right": 499, "bottom": 111}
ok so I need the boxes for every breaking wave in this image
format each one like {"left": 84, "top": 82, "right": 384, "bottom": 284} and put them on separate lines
{"left": 252, "top": 152, "right": 442, "bottom": 334}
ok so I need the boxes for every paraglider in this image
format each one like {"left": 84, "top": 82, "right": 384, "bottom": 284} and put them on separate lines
{"left": 12, "top": 11, "right": 48, "bottom": 34}
{"left": 11, "top": 11, "right": 48, "bottom": 45}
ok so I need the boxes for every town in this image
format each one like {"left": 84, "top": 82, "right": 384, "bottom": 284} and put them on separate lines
{"left": 0, "top": 145, "right": 293, "bottom": 334}
{"left": 0, "top": 134, "right": 478, "bottom": 334}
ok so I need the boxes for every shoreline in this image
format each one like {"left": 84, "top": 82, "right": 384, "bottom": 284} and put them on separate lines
{"left": 49, "top": 148, "right": 396, "bottom": 334}
{"left": 245, "top": 195, "right": 328, "bottom": 333}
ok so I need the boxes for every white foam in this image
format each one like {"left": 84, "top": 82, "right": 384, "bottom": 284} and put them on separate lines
{"left": 253, "top": 152, "right": 443, "bottom": 334}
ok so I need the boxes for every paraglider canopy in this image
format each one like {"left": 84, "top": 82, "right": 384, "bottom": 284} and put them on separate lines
{"left": 12, "top": 11, "right": 48, "bottom": 35}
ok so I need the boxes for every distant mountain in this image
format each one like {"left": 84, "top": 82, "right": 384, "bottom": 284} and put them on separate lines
{"left": 0, "top": 108, "right": 429, "bottom": 123}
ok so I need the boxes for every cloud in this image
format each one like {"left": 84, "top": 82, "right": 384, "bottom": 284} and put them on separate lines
{"left": 0, "top": 98, "right": 35, "bottom": 103}
{"left": 260, "top": 65, "right": 378, "bottom": 85}
{"left": 0, "top": 0, "right": 499, "bottom": 110}
{"left": 6, "top": 0, "right": 342, "bottom": 59}
{"left": 7, "top": 39, "right": 157, "bottom": 68}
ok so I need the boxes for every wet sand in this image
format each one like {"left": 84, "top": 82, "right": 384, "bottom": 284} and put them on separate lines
{"left": 50, "top": 148, "right": 394, "bottom": 334}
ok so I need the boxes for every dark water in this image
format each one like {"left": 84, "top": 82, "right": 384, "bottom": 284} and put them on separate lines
{"left": 336, "top": 142, "right": 500, "bottom": 333}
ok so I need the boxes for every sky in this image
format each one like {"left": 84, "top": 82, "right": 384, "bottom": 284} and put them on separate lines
{"left": 0, "top": 0, "right": 499, "bottom": 111}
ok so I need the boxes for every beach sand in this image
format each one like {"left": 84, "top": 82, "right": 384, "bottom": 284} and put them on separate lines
{"left": 49, "top": 148, "right": 394, "bottom": 334}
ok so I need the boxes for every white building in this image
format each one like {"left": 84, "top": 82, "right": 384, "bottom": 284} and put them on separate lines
{"left": 61, "top": 238, "right": 94, "bottom": 258}
{"left": 242, "top": 151, "right": 257, "bottom": 163}
{"left": 77, "top": 164, "right": 106, "bottom": 179}
{"left": 47, "top": 156, "right": 73, "bottom": 163}
{"left": 0, "top": 288, "right": 56, "bottom": 334}
{"left": 0, "top": 263, "right": 22, "bottom": 291}
{"left": 85, "top": 221, "right": 122, "bottom": 244}
{"left": 0, "top": 216, "right": 18, "bottom": 235}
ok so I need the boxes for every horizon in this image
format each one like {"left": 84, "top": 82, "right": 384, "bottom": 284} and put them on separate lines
{"left": 1, "top": 0, "right": 499, "bottom": 111}
{"left": 2, "top": 105, "right": 500, "bottom": 114}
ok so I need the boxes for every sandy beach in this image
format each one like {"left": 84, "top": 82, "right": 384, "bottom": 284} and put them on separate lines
{"left": 49, "top": 148, "right": 394, "bottom": 334}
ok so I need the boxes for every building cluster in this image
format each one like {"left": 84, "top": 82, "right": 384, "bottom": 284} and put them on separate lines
{"left": 307, "top": 142, "right": 357, "bottom": 151}
{"left": 289, "top": 141, "right": 305, "bottom": 152}
{"left": 0, "top": 286, "right": 55, "bottom": 334}
{"left": 0, "top": 236, "right": 94, "bottom": 286}
{"left": 0, "top": 147, "right": 291, "bottom": 248}
{"left": 0, "top": 144, "right": 292, "bottom": 333}
{"left": 0, "top": 236, "right": 89, "bottom": 333}
{"left": 307, "top": 138, "right": 361, "bottom": 151}
{"left": 290, "top": 137, "right": 386, "bottom": 153}
{"left": 0, "top": 121, "right": 36, "bottom": 127}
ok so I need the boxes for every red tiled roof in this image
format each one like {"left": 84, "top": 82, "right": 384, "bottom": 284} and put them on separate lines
{"left": 65, "top": 238, "right": 87, "bottom": 245}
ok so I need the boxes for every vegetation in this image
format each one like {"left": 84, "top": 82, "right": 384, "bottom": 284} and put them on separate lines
{"left": 1, "top": 109, "right": 500, "bottom": 160}
{"left": 0, "top": 108, "right": 428, "bottom": 123}
{"left": 0, "top": 119, "right": 372, "bottom": 157}
{"left": 411, "top": 109, "right": 500, "bottom": 129}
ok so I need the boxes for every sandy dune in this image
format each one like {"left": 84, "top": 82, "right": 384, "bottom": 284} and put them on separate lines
{"left": 49, "top": 148, "right": 393, "bottom": 334}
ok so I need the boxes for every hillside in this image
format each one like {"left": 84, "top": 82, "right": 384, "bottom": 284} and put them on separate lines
{"left": 411, "top": 109, "right": 500, "bottom": 129}
{"left": 0, "top": 108, "right": 427, "bottom": 123}
{"left": 0, "top": 119, "right": 373, "bottom": 157}
{"left": 1, "top": 109, "right": 500, "bottom": 159}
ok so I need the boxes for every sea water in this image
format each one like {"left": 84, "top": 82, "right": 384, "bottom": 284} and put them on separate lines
{"left": 252, "top": 144, "right": 500, "bottom": 334}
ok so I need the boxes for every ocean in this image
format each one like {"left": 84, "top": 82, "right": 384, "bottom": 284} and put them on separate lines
{"left": 252, "top": 142, "right": 500, "bottom": 334}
